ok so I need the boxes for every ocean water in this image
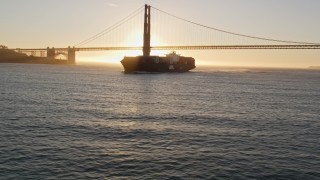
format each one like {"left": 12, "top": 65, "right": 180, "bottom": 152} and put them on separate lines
{"left": 0, "top": 63, "right": 319, "bottom": 179}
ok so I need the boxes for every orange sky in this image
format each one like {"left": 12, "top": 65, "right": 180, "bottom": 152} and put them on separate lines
{"left": 1, "top": 0, "right": 320, "bottom": 68}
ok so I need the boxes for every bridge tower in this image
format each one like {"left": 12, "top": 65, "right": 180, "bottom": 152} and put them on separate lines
{"left": 68, "top": 46, "right": 76, "bottom": 64}
{"left": 47, "top": 47, "right": 55, "bottom": 59}
{"left": 143, "top": 4, "right": 151, "bottom": 57}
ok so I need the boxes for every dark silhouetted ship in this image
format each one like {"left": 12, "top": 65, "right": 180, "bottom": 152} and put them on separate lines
{"left": 121, "top": 51, "right": 196, "bottom": 73}
{"left": 121, "top": 5, "right": 196, "bottom": 73}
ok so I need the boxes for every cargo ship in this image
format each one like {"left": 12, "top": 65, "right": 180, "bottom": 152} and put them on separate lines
{"left": 121, "top": 51, "right": 195, "bottom": 73}
{"left": 120, "top": 5, "right": 196, "bottom": 73}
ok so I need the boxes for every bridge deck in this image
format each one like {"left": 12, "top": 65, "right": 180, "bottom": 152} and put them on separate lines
{"left": 10, "top": 44, "right": 320, "bottom": 52}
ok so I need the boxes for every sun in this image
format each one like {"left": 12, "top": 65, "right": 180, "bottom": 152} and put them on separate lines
{"left": 77, "top": 30, "right": 169, "bottom": 64}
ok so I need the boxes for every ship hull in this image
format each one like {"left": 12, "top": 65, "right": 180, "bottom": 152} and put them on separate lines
{"left": 121, "top": 56, "right": 196, "bottom": 73}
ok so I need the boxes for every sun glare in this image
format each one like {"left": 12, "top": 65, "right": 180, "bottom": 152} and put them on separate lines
{"left": 127, "top": 31, "right": 143, "bottom": 47}
{"left": 77, "top": 31, "right": 177, "bottom": 64}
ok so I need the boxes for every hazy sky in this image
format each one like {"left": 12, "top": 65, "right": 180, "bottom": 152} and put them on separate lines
{"left": 1, "top": 0, "right": 320, "bottom": 67}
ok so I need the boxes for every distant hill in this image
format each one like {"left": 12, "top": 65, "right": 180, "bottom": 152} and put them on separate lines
{"left": 0, "top": 46, "right": 69, "bottom": 64}
{"left": 0, "top": 48, "right": 28, "bottom": 59}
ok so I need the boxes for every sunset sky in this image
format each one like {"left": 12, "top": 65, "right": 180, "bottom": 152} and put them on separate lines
{"left": 1, "top": 0, "right": 320, "bottom": 68}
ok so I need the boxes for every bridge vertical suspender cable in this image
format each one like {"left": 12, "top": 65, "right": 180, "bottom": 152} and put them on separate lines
{"left": 151, "top": 6, "right": 320, "bottom": 46}
{"left": 12, "top": 4, "right": 320, "bottom": 53}
{"left": 75, "top": 6, "right": 144, "bottom": 47}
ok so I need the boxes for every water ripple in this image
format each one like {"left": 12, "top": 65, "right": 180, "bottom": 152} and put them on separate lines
{"left": 0, "top": 64, "right": 319, "bottom": 179}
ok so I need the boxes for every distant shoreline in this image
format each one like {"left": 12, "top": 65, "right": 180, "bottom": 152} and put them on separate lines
{"left": 0, "top": 48, "right": 70, "bottom": 65}
{"left": 309, "top": 66, "right": 320, "bottom": 69}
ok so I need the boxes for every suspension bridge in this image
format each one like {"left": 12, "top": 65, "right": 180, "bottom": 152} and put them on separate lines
{"left": 10, "top": 5, "right": 320, "bottom": 64}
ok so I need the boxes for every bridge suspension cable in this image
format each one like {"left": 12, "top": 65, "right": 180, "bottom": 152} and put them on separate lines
{"left": 152, "top": 6, "right": 320, "bottom": 45}
{"left": 75, "top": 6, "right": 144, "bottom": 47}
